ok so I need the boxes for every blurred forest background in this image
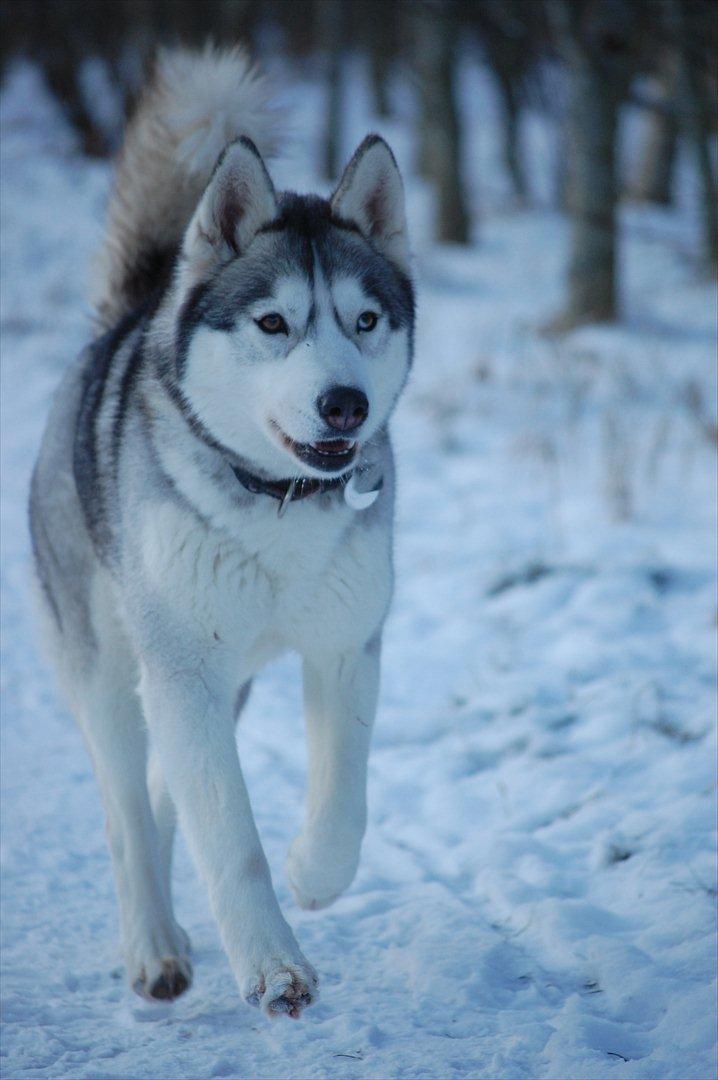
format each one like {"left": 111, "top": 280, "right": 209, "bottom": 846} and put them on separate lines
{"left": 1, "top": 0, "right": 716, "bottom": 329}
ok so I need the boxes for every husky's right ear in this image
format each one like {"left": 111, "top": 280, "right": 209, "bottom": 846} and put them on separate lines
{"left": 181, "top": 137, "right": 277, "bottom": 280}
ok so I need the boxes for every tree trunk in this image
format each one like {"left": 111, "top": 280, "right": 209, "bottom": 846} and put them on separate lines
{"left": 369, "top": 42, "right": 391, "bottom": 119}
{"left": 565, "top": 55, "right": 619, "bottom": 323}
{"left": 546, "top": 0, "right": 637, "bottom": 327}
{"left": 43, "top": 55, "right": 109, "bottom": 157}
{"left": 630, "top": 66, "right": 678, "bottom": 205}
{"left": 318, "top": 0, "right": 345, "bottom": 181}
{"left": 632, "top": 108, "right": 677, "bottom": 205}
{"left": 495, "top": 68, "right": 527, "bottom": 202}
{"left": 364, "top": 0, "right": 393, "bottom": 118}
{"left": 412, "top": 1, "right": 470, "bottom": 243}
{"left": 669, "top": 0, "right": 718, "bottom": 275}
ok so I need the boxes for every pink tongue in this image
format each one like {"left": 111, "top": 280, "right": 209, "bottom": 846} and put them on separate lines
{"left": 312, "top": 440, "right": 353, "bottom": 453}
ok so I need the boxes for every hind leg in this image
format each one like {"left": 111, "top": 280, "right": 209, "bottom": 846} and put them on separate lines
{"left": 75, "top": 622, "right": 191, "bottom": 1001}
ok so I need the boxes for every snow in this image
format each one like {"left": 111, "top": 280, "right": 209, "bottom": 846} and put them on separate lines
{"left": 2, "top": 57, "right": 717, "bottom": 1080}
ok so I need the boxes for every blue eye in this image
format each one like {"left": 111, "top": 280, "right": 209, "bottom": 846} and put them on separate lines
{"left": 256, "top": 313, "right": 288, "bottom": 335}
{"left": 356, "top": 311, "right": 378, "bottom": 333}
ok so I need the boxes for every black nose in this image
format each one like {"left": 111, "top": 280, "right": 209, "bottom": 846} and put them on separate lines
{"left": 317, "top": 386, "right": 369, "bottom": 432}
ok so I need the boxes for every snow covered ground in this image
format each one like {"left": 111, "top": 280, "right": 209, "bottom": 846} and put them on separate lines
{"left": 1, "top": 57, "right": 716, "bottom": 1080}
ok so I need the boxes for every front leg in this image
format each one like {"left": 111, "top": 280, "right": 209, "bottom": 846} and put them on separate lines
{"left": 139, "top": 659, "right": 317, "bottom": 1018}
{"left": 287, "top": 638, "right": 380, "bottom": 910}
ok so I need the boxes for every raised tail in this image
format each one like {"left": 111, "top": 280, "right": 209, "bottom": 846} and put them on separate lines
{"left": 92, "top": 44, "right": 281, "bottom": 331}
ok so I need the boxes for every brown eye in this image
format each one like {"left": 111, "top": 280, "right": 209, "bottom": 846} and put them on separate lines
{"left": 256, "top": 313, "right": 288, "bottom": 335}
{"left": 357, "top": 310, "right": 378, "bottom": 333}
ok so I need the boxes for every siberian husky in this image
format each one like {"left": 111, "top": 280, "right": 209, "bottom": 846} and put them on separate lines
{"left": 29, "top": 45, "right": 414, "bottom": 1018}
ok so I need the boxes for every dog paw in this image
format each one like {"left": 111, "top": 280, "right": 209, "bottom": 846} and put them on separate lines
{"left": 288, "top": 879, "right": 341, "bottom": 911}
{"left": 127, "top": 922, "right": 193, "bottom": 1002}
{"left": 287, "top": 834, "right": 359, "bottom": 910}
{"left": 132, "top": 954, "right": 193, "bottom": 1002}
{"left": 243, "top": 956, "right": 318, "bottom": 1019}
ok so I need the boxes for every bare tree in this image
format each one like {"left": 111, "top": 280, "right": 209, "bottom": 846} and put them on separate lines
{"left": 470, "top": 0, "right": 545, "bottom": 204}
{"left": 547, "top": 0, "right": 640, "bottom": 327}
{"left": 494, "top": 65, "right": 527, "bottom": 201}
{"left": 630, "top": 56, "right": 678, "bottom": 205}
{"left": 0, "top": 0, "right": 128, "bottom": 155}
{"left": 318, "top": 0, "right": 346, "bottom": 181}
{"left": 0, "top": 0, "right": 265, "bottom": 154}
{"left": 666, "top": 0, "right": 718, "bottom": 275}
{"left": 360, "top": 0, "right": 396, "bottom": 118}
{"left": 411, "top": 0, "right": 470, "bottom": 243}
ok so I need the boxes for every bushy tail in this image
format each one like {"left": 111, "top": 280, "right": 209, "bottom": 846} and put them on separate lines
{"left": 93, "top": 44, "right": 281, "bottom": 331}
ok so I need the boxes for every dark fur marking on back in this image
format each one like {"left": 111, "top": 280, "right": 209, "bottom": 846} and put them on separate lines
{"left": 111, "top": 287, "right": 167, "bottom": 478}
{"left": 73, "top": 304, "right": 149, "bottom": 557}
{"left": 28, "top": 465, "right": 64, "bottom": 630}
{"left": 120, "top": 246, "right": 177, "bottom": 320}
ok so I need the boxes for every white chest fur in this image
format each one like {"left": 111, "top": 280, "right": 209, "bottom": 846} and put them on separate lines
{"left": 137, "top": 491, "right": 392, "bottom": 674}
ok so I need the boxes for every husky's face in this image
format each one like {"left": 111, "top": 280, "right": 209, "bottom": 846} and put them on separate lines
{"left": 171, "top": 136, "right": 414, "bottom": 479}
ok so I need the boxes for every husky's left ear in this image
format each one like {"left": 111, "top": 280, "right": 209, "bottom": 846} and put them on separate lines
{"left": 182, "top": 137, "right": 277, "bottom": 279}
{"left": 331, "top": 135, "right": 410, "bottom": 272}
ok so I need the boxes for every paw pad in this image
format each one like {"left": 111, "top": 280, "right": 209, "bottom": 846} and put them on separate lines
{"left": 133, "top": 958, "right": 192, "bottom": 1002}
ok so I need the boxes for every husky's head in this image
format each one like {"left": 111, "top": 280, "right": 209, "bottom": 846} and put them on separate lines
{"left": 168, "top": 135, "right": 414, "bottom": 479}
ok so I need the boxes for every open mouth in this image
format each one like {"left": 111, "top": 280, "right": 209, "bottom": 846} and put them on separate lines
{"left": 270, "top": 422, "right": 358, "bottom": 473}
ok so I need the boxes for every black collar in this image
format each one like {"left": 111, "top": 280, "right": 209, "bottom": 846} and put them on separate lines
{"left": 230, "top": 462, "right": 350, "bottom": 516}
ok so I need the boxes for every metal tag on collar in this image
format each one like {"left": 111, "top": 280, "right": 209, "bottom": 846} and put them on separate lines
{"left": 277, "top": 479, "right": 297, "bottom": 518}
{"left": 344, "top": 472, "right": 383, "bottom": 511}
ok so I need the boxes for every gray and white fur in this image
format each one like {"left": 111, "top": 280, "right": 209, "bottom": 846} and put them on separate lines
{"left": 29, "top": 44, "right": 415, "bottom": 1018}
